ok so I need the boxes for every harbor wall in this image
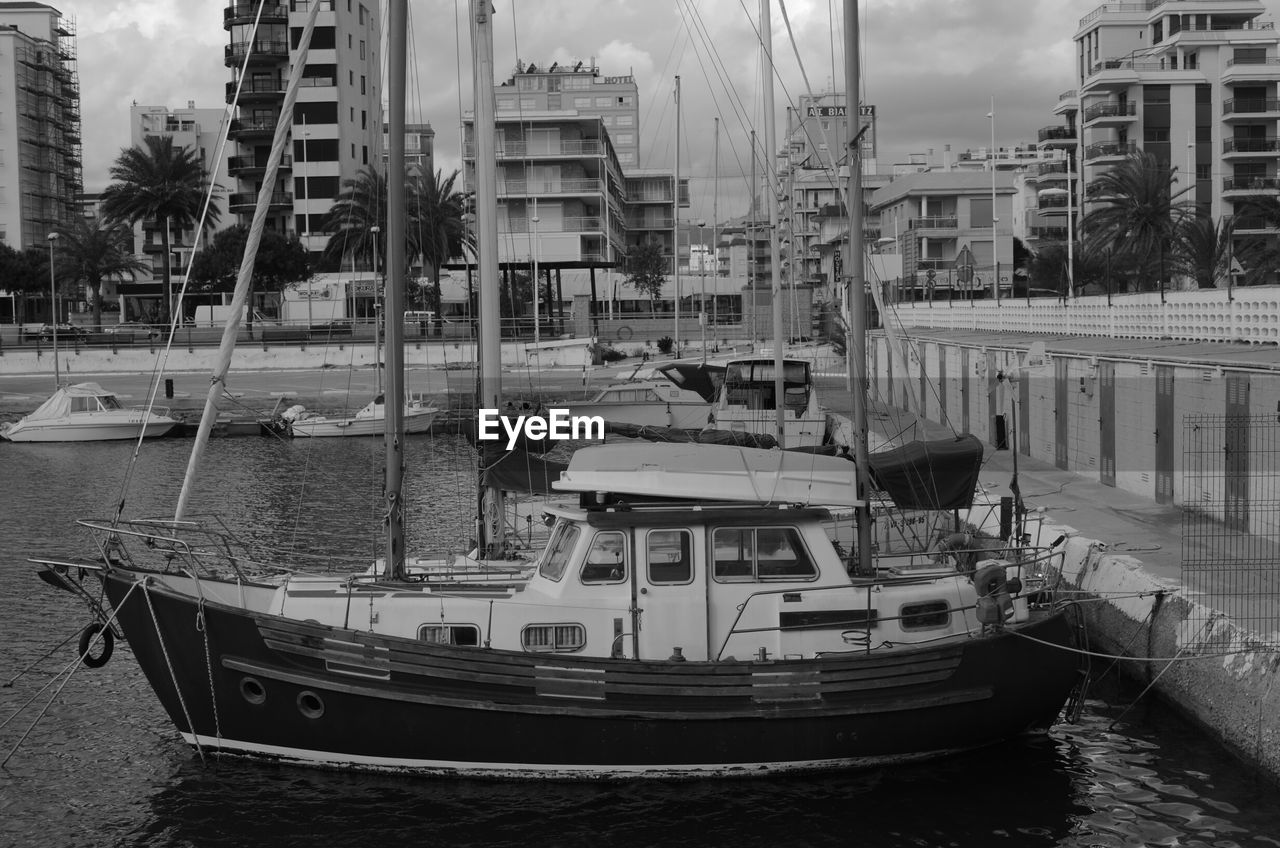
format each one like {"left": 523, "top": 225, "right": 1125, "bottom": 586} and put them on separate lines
{"left": 1051, "top": 529, "right": 1280, "bottom": 783}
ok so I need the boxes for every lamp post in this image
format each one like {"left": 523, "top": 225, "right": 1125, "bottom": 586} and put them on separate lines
{"left": 697, "top": 218, "right": 706, "bottom": 363}
{"left": 531, "top": 206, "right": 540, "bottom": 348}
{"left": 302, "top": 121, "right": 312, "bottom": 329}
{"left": 47, "top": 232, "right": 59, "bottom": 387}
{"left": 371, "top": 224, "right": 382, "bottom": 395}
{"left": 987, "top": 96, "right": 1000, "bottom": 303}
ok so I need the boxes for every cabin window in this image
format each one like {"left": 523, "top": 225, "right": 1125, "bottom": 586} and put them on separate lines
{"left": 712, "top": 527, "right": 816, "bottom": 582}
{"left": 647, "top": 529, "right": 693, "bottom": 584}
{"left": 581, "top": 530, "right": 627, "bottom": 583}
{"left": 538, "top": 521, "right": 580, "bottom": 581}
{"left": 418, "top": 624, "right": 480, "bottom": 646}
{"left": 522, "top": 623, "right": 586, "bottom": 653}
{"left": 70, "top": 397, "right": 96, "bottom": 413}
{"left": 899, "top": 601, "right": 951, "bottom": 631}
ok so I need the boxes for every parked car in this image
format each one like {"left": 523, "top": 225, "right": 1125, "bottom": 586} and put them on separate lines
{"left": 38, "top": 322, "right": 88, "bottom": 341}
{"left": 103, "top": 321, "right": 160, "bottom": 340}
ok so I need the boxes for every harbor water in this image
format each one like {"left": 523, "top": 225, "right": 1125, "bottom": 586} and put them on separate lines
{"left": 3, "top": 436, "right": 1280, "bottom": 847}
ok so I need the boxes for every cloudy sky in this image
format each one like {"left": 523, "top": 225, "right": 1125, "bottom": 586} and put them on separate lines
{"left": 74, "top": 0, "right": 1280, "bottom": 223}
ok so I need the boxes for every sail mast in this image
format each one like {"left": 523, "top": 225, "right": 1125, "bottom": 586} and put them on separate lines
{"left": 471, "top": 0, "right": 504, "bottom": 557}
{"left": 382, "top": 0, "right": 408, "bottom": 579}
{"left": 845, "top": 0, "right": 873, "bottom": 575}
{"left": 761, "top": 0, "right": 785, "bottom": 447}
{"left": 174, "top": 1, "right": 321, "bottom": 523}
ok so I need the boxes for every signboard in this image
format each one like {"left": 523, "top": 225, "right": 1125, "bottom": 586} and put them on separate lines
{"left": 805, "top": 105, "right": 876, "bottom": 117}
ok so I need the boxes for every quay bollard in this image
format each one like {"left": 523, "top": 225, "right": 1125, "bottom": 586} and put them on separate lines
{"left": 165, "top": 378, "right": 174, "bottom": 399}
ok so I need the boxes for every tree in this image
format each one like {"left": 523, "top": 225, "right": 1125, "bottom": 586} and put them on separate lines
{"left": 1082, "top": 151, "right": 1190, "bottom": 292}
{"left": 1173, "top": 214, "right": 1234, "bottom": 290}
{"left": 1228, "top": 195, "right": 1280, "bottom": 286}
{"left": 322, "top": 165, "right": 391, "bottom": 273}
{"left": 53, "top": 215, "right": 148, "bottom": 329}
{"left": 100, "top": 135, "right": 219, "bottom": 322}
{"left": 189, "top": 225, "right": 310, "bottom": 329}
{"left": 410, "top": 169, "right": 470, "bottom": 330}
{"left": 622, "top": 240, "right": 668, "bottom": 309}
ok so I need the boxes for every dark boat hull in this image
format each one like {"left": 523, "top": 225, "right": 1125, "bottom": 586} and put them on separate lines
{"left": 104, "top": 570, "right": 1080, "bottom": 778}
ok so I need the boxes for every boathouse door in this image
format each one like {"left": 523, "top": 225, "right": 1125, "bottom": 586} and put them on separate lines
{"left": 1155, "top": 365, "right": 1176, "bottom": 503}
{"left": 635, "top": 528, "right": 709, "bottom": 661}
{"left": 1054, "top": 357, "right": 1069, "bottom": 469}
{"left": 1099, "top": 362, "right": 1116, "bottom": 487}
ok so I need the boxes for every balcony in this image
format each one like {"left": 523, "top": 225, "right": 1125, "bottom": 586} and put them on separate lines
{"left": 1030, "top": 226, "right": 1069, "bottom": 241}
{"left": 497, "top": 178, "right": 604, "bottom": 197}
{"left": 1223, "top": 137, "right": 1280, "bottom": 157}
{"left": 229, "top": 117, "right": 277, "bottom": 138}
{"left": 625, "top": 216, "right": 674, "bottom": 230}
{"left": 1038, "top": 193, "right": 1070, "bottom": 212}
{"left": 1083, "top": 58, "right": 1140, "bottom": 90}
{"left": 502, "top": 216, "right": 604, "bottom": 234}
{"left": 1083, "top": 101, "right": 1137, "bottom": 126}
{"left": 228, "top": 191, "right": 292, "bottom": 211}
{"left": 1230, "top": 214, "right": 1280, "bottom": 234}
{"left": 1083, "top": 141, "right": 1137, "bottom": 163}
{"left": 1224, "top": 97, "right": 1280, "bottom": 120}
{"left": 1223, "top": 176, "right": 1280, "bottom": 196}
{"left": 228, "top": 154, "right": 292, "bottom": 175}
{"left": 1037, "top": 160, "right": 1070, "bottom": 177}
{"left": 1223, "top": 57, "right": 1280, "bottom": 85}
{"left": 224, "top": 3, "right": 287, "bottom": 28}
{"left": 1038, "top": 125, "right": 1077, "bottom": 148}
{"left": 226, "top": 78, "right": 286, "bottom": 103}
{"left": 1053, "top": 89, "right": 1078, "bottom": 116}
{"left": 224, "top": 39, "right": 289, "bottom": 67}
{"left": 906, "top": 216, "right": 958, "bottom": 231}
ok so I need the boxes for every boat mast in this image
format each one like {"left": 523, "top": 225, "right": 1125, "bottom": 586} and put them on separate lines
{"left": 382, "top": 0, "right": 408, "bottom": 579}
{"left": 471, "top": 0, "right": 504, "bottom": 557}
{"left": 174, "top": 1, "right": 321, "bottom": 523}
{"left": 845, "top": 0, "right": 873, "bottom": 576}
{"left": 673, "top": 74, "right": 681, "bottom": 357}
{"left": 761, "top": 0, "right": 785, "bottom": 447}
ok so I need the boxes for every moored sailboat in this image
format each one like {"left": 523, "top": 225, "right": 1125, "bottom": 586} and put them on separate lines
{"left": 31, "top": 0, "right": 1082, "bottom": 778}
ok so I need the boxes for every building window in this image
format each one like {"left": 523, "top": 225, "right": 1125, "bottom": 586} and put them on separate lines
{"left": 362, "top": 145, "right": 368, "bottom": 164}
{"left": 616, "top": 133, "right": 634, "bottom": 146}
{"left": 573, "top": 97, "right": 591, "bottom": 108}
{"left": 361, "top": 75, "right": 366, "bottom": 95}
{"left": 351, "top": 143, "right": 356, "bottom": 159}
{"left": 359, "top": 39, "right": 365, "bottom": 59}
{"left": 616, "top": 115, "right": 634, "bottom": 127}
{"left": 497, "top": 97, "right": 515, "bottom": 109}
{"left": 519, "top": 97, "right": 536, "bottom": 109}
{"left": 347, "top": 33, "right": 352, "bottom": 49}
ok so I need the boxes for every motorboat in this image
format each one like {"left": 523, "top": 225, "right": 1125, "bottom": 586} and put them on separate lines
{"left": 282, "top": 394, "right": 439, "bottom": 438}
{"left": 0, "top": 382, "right": 177, "bottom": 443}
{"left": 709, "top": 357, "right": 829, "bottom": 448}
{"left": 559, "top": 362, "right": 722, "bottom": 429}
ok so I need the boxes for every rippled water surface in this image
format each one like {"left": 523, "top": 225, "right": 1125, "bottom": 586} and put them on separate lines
{"left": 3, "top": 437, "right": 1280, "bottom": 847}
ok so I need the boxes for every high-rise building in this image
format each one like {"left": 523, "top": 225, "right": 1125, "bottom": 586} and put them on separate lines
{"left": 0, "top": 2, "right": 82, "bottom": 249}
{"left": 128, "top": 104, "right": 231, "bottom": 278}
{"left": 223, "top": 0, "right": 382, "bottom": 260}
{"left": 1066, "top": 0, "right": 1280, "bottom": 239}
{"left": 382, "top": 122, "right": 434, "bottom": 179}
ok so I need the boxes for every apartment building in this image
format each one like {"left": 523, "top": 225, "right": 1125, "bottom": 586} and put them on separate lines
{"left": 868, "top": 170, "right": 1018, "bottom": 299}
{"left": 381, "top": 122, "right": 434, "bottom": 179}
{"left": 223, "top": 0, "right": 382, "bottom": 259}
{"left": 0, "top": 2, "right": 82, "bottom": 250}
{"left": 1058, "top": 0, "right": 1280, "bottom": 244}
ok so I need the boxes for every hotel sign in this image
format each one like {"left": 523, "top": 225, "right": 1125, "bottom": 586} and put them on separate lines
{"left": 806, "top": 105, "right": 875, "bottom": 117}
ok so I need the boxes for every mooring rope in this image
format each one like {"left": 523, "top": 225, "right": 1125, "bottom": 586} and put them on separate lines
{"left": 196, "top": 598, "right": 223, "bottom": 752}
{"left": 2, "top": 626, "right": 85, "bottom": 689}
{"left": 0, "top": 580, "right": 140, "bottom": 767}
{"left": 142, "top": 580, "right": 206, "bottom": 765}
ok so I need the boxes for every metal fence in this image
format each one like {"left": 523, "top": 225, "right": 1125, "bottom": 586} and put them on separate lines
{"left": 1181, "top": 414, "right": 1280, "bottom": 645}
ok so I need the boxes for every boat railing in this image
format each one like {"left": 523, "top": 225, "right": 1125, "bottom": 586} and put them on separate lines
{"left": 76, "top": 516, "right": 379, "bottom": 583}
{"left": 713, "top": 543, "right": 1067, "bottom": 661}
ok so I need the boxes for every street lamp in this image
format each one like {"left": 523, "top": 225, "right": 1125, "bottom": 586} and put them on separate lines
{"left": 47, "top": 232, "right": 60, "bottom": 386}
{"left": 696, "top": 219, "right": 706, "bottom": 364}
{"left": 371, "top": 225, "right": 382, "bottom": 395}
{"left": 531, "top": 208, "right": 540, "bottom": 348}
{"left": 987, "top": 97, "right": 1000, "bottom": 303}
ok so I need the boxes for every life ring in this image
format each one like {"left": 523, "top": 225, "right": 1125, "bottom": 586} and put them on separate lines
{"left": 617, "top": 325, "right": 633, "bottom": 341}
{"left": 78, "top": 622, "right": 114, "bottom": 668}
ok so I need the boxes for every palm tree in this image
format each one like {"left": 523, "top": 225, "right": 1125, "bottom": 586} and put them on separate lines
{"left": 1229, "top": 195, "right": 1280, "bottom": 286}
{"left": 1082, "top": 151, "right": 1191, "bottom": 292}
{"left": 409, "top": 168, "right": 470, "bottom": 330}
{"left": 53, "top": 215, "right": 148, "bottom": 330}
{"left": 1173, "top": 214, "right": 1235, "bottom": 290}
{"left": 322, "top": 165, "right": 393, "bottom": 272}
{"left": 100, "top": 136, "right": 218, "bottom": 323}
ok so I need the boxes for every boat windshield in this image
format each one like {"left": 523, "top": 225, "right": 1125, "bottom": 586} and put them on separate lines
{"left": 99, "top": 394, "right": 123, "bottom": 410}
{"left": 538, "top": 520, "right": 581, "bottom": 581}
{"left": 724, "top": 361, "right": 809, "bottom": 385}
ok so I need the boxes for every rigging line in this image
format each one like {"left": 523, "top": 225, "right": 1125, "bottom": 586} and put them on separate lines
{"left": 112, "top": 0, "right": 273, "bottom": 526}
{"left": 675, "top": 0, "right": 758, "bottom": 187}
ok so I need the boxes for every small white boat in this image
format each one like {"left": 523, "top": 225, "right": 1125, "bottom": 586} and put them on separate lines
{"left": 710, "top": 357, "right": 829, "bottom": 447}
{"left": 284, "top": 394, "right": 439, "bottom": 438}
{"left": 0, "top": 382, "right": 177, "bottom": 443}
{"left": 562, "top": 363, "right": 719, "bottom": 429}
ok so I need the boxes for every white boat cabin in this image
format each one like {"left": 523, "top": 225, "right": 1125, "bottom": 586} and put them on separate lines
{"left": 711, "top": 358, "right": 827, "bottom": 447}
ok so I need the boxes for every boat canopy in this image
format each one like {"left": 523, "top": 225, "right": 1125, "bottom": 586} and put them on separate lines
{"left": 656, "top": 363, "right": 725, "bottom": 403}
{"left": 553, "top": 442, "right": 865, "bottom": 507}
{"left": 481, "top": 444, "right": 571, "bottom": 495}
{"left": 866, "top": 434, "right": 985, "bottom": 511}
{"left": 602, "top": 421, "right": 778, "bottom": 448}
{"left": 21, "top": 383, "right": 122, "bottom": 421}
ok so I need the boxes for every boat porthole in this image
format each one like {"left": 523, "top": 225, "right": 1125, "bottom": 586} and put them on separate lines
{"left": 297, "top": 690, "right": 325, "bottom": 719}
{"left": 240, "top": 676, "right": 266, "bottom": 705}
